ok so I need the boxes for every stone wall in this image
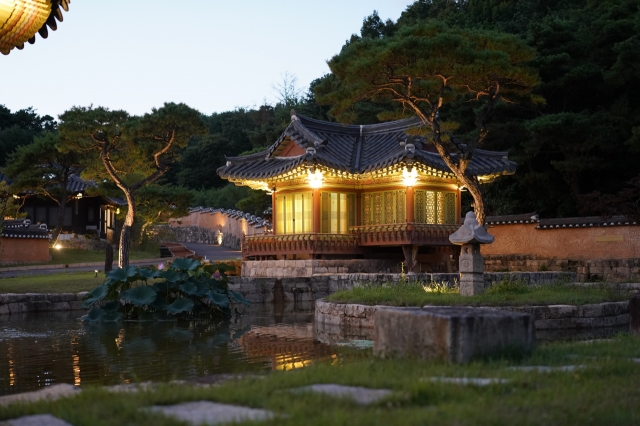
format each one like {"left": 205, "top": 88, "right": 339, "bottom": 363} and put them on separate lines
{"left": 161, "top": 225, "right": 220, "bottom": 245}
{"left": 0, "top": 292, "right": 88, "bottom": 315}
{"left": 55, "top": 236, "right": 110, "bottom": 251}
{"left": 241, "top": 259, "right": 400, "bottom": 278}
{"left": 229, "top": 271, "right": 575, "bottom": 304}
{"left": 485, "top": 255, "right": 640, "bottom": 282}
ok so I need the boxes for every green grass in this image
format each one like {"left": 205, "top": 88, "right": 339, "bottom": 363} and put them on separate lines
{"left": 0, "top": 334, "right": 638, "bottom": 425}
{"left": 326, "top": 279, "right": 630, "bottom": 307}
{"left": 0, "top": 247, "right": 161, "bottom": 269}
{"left": 0, "top": 271, "right": 109, "bottom": 293}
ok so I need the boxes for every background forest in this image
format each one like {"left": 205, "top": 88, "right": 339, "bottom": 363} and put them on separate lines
{"left": 2, "top": 0, "right": 639, "bottom": 228}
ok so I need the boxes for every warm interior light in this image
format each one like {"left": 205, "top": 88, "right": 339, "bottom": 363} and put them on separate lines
{"left": 402, "top": 167, "right": 418, "bottom": 187}
{"left": 307, "top": 169, "right": 324, "bottom": 189}
{"left": 76, "top": 192, "right": 83, "bottom": 199}
{"left": 12, "top": 194, "right": 18, "bottom": 199}
{"left": 115, "top": 208, "right": 120, "bottom": 214}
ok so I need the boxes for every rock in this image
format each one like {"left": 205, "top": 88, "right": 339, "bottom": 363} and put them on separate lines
{"left": 146, "top": 401, "right": 274, "bottom": 425}
{"left": 3, "top": 414, "right": 73, "bottom": 426}
{"left": 374, "top": 306, "right": 535, "bottom": 363}
{"left": 630, "top": 293, "right": 640, "bottom": 335}
{"left": 0, "top": 384, "right": 81, "bottom": 407}
{"left": 292, "top": 384, "right": 393, "bottom": 405}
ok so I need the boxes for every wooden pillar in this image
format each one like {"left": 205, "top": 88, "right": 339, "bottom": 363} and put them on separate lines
{"left": 313, "top": 188, "right": 321, "bottom": 234}
{"left": 356, "top": 190, "right": 362, "bottom": 226}
{"left": 405, "top": 186, "right": 415, "bottom": 223}
{"left": 457, "top": 188, "right": 462, "bottom": 224}
{"left": 271, "top": 190, "right": 277, "bottom": 234}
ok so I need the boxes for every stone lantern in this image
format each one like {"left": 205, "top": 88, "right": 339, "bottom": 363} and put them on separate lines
{"left": 449, "top": 211, "right": 495, "bottom": 296}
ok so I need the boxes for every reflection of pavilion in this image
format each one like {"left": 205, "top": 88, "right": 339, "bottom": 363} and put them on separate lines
{"left": 238, "top": 324, "right": 334, "bottom": 370}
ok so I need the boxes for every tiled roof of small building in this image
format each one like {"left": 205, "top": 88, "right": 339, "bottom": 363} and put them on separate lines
{"left": 218, "top": 113, "right": 517, "bottom": 182}
{"left": 1, "top": 219, "right": 49, "bottom": 239}
{"left": 485, "top": 213, "right": 540, "bottom": 225}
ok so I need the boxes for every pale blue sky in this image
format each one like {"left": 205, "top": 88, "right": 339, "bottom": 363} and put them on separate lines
{"left": 0, "top": 1, "right": 413, "bottom": 119}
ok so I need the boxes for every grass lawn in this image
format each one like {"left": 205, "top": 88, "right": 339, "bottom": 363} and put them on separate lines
{"left": 326, "top": 279, "right": 630, "bottom": 306}
{"left": 0, "top": 271, "right": 108, "bottom": 294}
{"left": 0, "top": 334, "right": 638, "bottom": 425}
{"left": 0, "top": 247, "right": 161, "bottom": 269}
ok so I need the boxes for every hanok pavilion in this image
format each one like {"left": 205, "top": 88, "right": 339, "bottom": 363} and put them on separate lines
{"left": 218, "top": 112, "right": 516, "bottom": 273}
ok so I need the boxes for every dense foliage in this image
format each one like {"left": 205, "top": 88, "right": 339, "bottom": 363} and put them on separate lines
{"left": 81, "top": 258, "right": 250, "bottom": 322}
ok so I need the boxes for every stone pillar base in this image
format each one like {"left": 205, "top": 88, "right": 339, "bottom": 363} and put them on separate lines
{"left": 459, "top": 273, "right": 484, "bottom": 296}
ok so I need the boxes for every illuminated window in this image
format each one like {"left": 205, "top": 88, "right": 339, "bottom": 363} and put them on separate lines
{"left": 414, "top": 191, "right": 456, "bottom": 224}
{"left": 362, "top": 190, "right": 406, "bottom": 225}
{"left": 276, "top": 192, "right": 312, "bottom": 234}
{"left": 321, "top": 192, "right": 356, "bottom": 234}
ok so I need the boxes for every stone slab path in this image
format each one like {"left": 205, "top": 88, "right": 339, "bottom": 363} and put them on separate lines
{"left": 293, "top": 384, "right": 394, "bottom": 405}
{"left": 425, "top": 377, "right": 509, "bottom": 386}
{"left": 0, "top": 384, "right": 80, "bottom": 407}
{"left": 0, "top": 414, "right": 73, "bottom": 426}
{"left": 147, "top": 401, "right": 274, "bottom": 425}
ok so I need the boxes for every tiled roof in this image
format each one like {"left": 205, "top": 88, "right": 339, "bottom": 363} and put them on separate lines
{"left": 218, "top": 114, "right": 517, "bottom": 182}
{"left": 485, "top": 213, "right": 540, "bottom": 225}
{"left": 536, "top": 215, "right": 638, "bottom": 229}
{"left": 0, "top": 172, "right": 95, "bottom": 193}
{"left": 1, "top": 219, "right": 49, "bottom": 239}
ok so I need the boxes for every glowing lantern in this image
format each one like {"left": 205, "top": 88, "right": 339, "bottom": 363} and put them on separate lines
{"left": 0, "top": 0, "right": 69, "bottom": 55}
{"left": 402, "top": 167, "right": 418, "bottom": 187}
{"left": 307, "top": 169, "right": 324, "bottom": 189}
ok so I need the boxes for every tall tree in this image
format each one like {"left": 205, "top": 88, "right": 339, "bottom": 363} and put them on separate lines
{"left": 3, "top": 132, "right": 83, "bottom": 242}
{"left": 58, "top": 103, "right": 206, "bottom": 267}
{"left": 315, "top": 21, "right": 540, "bottom": 223}
{"left": 0, "top": 105, "right": 56, "bottom": 167}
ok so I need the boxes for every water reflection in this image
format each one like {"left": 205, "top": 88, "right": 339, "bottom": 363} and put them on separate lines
{"left": 0, "top": 302, "right": 333, "bottom": 396}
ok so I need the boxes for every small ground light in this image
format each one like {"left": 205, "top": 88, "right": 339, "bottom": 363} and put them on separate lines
{"left": 94, "top": 270, "right": 99, "bottom": 277}
{"left": 54, "top": 244, "right": 62, "bottom": 249}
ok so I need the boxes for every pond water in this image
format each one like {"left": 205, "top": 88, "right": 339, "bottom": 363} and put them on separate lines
{"left": 0, "top": 302, "right": 354, "bottom": 396}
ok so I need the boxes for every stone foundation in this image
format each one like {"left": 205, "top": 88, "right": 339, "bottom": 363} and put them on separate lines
{"left": 230, "top": 271, "right": 575, "bottom": 304}
{"left": 160, "top": 226, "right": 220, "bottom": 245}
{"left": 485, "top": 255, "right": 640, "bottom": 282}
{"left": 0, "top": 292, "right": 89, "bottom": 315}
{"left": 243, "top": 259, "right": 423, "bottom": 278}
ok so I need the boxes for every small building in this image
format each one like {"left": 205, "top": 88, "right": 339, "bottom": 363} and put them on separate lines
{"left": 1, "top": 173, "right": 123, "bottom": 242}
{"left": 218, "top": 113, "right": 516, "bottom": 273}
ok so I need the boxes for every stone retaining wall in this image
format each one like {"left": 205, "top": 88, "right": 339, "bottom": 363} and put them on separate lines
{"left": 0, "top": 292, "right": 88, "bottom": 316}
{"left": 485, "top": 255, "right": 640, "bottom": 282}
{"left": 241, "top": 259, "right": 400, "bottom": 278}
{"left": 229, "top": 271, "right": 575, "bottom": 304}
{"left": 314, "top": 299, "right": 630, "bottom": 331}
{"left": 160, "top": 226, "right": 220, "bottom": 245}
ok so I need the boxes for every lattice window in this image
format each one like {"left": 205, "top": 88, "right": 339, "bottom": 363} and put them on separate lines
{"left": 396, "top": 191, "right": 406, "bottom": 223}
{"left": 415, "top": 190, "right": 457, "bottom": 224}
{"left": 384, "top": 191, "right": 395, "bottom": 223}
{"left": 415, "top": 191, "right": 425, "bottom": 223}
{"left": 363, "top": 194, "right": 372, "bottom": 226}
{"left": 445, "top": 193, "right": 456, "bottom": 224}
{"left": 373, "top": 192, "right": 383, "bottom": 225}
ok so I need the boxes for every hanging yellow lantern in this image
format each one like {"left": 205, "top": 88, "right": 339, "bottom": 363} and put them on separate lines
{"left": 0, "top": 0, "right": 69, "bottom": 55}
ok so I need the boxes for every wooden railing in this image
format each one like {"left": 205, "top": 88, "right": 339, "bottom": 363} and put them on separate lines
{"left": 242, "top": 223, "right": 458, "bottom": 258}
{"left": 242, "top": 233, "right": 361, "bottom": 258}
{"left": 349, "top": 223, "right": 459, "bottom": 246}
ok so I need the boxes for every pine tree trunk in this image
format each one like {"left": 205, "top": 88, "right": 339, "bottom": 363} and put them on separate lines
{"left": 52, "top": 197, "right": 67, "bottom": 243}
{"left": 118, "top": 190, "right": 136, "bottom": 268}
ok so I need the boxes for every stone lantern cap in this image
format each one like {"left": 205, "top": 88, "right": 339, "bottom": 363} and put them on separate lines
{"left": 449, "top": 211, "right": 495, "bottom": 245}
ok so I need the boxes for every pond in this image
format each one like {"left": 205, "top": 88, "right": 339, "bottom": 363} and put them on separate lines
{"left": 0, "top": 302, "right": 357, "bottom": 396}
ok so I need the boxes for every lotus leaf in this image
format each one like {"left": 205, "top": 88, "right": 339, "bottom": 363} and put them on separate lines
{"left": 229, "top": 290, "right": 251, "bottom": 307}
{"left": 206, "top": 290, "right": 229, "bottom": 308}
{"left": 106, "top": 265, "right": 139, "bottom": 283}
{"left": 102, "top": 311, "right": 124, "bottom": 322}
{"left": 166, "top": 298, "right": 194, "bottom": 314}
{"left": 179, "top": 281, "right": 199, "bottom": 296}
{"left": 82, "top": 285, "right": 109, "bottom": 307}
{"left": 81, "top": 307, "right": 105, "bottom": 322}
{"left": 102, "top": 300, "right": 122, "bottom": 313}
{"left": 153, "top": 281, "right": 178, "bottom": 292}
{"left": 171, "top": 258, "right": 201, "bottom": 271}
{"left": 120, "top": 286, "right": 157, "bottom": 306}
{"left": 136, "top": 268, "right": 159, "bottom": 280}
{"left": 160, "top": 269, "right": 183, "bottom": 282}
